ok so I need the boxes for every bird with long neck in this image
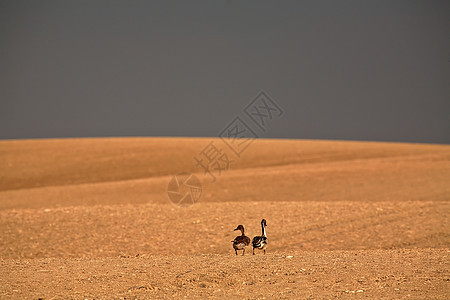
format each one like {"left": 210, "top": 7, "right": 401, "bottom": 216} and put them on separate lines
{"left": 232, "top": 225, "right": 251, "bottom": 255}
{"left": 252, "top": 219, "right": 268, "bottom": 255}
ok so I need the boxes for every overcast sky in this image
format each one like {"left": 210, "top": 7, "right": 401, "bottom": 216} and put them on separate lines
{"left": 1, "top": 1, "right": 449, "bottom": 143}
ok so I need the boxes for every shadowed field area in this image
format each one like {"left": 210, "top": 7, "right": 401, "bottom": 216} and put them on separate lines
{"left": 0, "top": 138, "right": 449, "bottom": 298}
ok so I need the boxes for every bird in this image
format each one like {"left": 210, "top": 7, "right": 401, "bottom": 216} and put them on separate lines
{"left": 232, "top": 225, "right": 251, "bottom": 255}
{"left": 252, "top": 219, "right": 268, "bottom": 255}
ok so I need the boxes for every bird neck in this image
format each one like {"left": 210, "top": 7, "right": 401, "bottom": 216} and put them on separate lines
{"left": 240, "top": 228, "right": 245, "bottom": 236}
{"left": 261, "top": 222, "right": 266, "bottom": 237}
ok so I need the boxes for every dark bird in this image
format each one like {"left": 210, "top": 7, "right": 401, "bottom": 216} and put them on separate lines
{"left": 232, "top": 225, "right": 251, "bottom": 255}
{"left": 252, "top": 219, "right": 268, "bottom": 255}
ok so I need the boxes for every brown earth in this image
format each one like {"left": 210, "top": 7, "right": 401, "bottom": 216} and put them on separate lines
{"left": 0, "top": 137, "right": 449, "bottom": 299}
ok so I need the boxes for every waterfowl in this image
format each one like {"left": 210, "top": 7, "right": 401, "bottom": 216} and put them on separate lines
{"left": 232, "top": 225, "right": 251, "bottom": 255}
{"left": 252, "top": 219, "right": 268, "bottom": 255}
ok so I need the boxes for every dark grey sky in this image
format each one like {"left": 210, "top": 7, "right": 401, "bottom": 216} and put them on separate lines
{"left": 1, "top": 1, "right": 449, "bottom": 143}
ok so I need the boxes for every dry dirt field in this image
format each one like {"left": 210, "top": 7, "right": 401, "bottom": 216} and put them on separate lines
{"left": 0, "top": 137, "right": 449, "bottom": 299}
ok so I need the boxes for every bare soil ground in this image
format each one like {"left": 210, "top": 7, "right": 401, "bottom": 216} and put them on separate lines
{"left": 0, "top": 138, "right": 449, "bottom": 299}
{"left": 1, "top": 249, "right": 448, "bottom": 299}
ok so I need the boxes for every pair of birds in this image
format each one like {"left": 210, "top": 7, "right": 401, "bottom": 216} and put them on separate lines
{"left": 232, "top": 219, "right": 267, "bottom": 255}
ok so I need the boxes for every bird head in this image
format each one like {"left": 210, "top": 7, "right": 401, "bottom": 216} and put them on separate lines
{"left": 234, "top": 225, "right": 244, "bottom": 232}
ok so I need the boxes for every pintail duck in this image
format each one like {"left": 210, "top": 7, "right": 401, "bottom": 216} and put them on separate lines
{"left": 232, "top": 225, "right": 251, "bottom": 255}
{"left": 252, "top": 219, "right": 268, "bottom": 255}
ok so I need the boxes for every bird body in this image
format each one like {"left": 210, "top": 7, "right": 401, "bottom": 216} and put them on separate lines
{"left": 232, "top": 225, "right": 251, "bottom": 255}
{"left": 252, "top": 219, "right": 268, "bottom": 254}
